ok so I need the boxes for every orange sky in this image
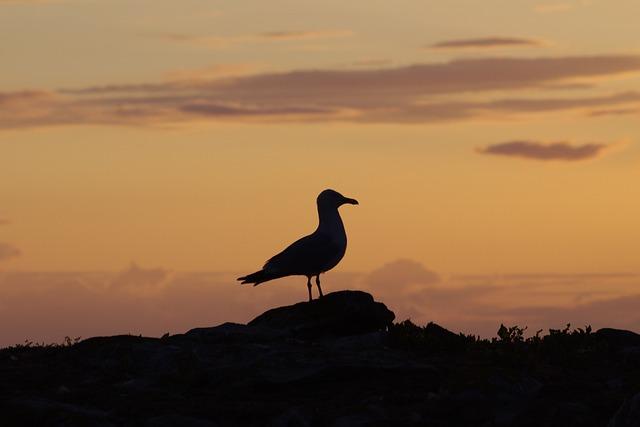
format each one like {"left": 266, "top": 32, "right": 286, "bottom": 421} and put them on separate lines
{"left": 1, "top": 0, "right": 639, "bottom": 344}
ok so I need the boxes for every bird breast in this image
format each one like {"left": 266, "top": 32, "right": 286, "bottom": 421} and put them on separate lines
{"left": 314, "top": 206, "right": 349, "bottom": 273}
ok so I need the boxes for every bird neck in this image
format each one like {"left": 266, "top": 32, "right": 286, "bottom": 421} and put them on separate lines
{"left": 317, "top": 205, "right": 345, "bottom": 235}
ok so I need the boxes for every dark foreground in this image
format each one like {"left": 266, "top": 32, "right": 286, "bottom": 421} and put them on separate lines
{"left": 1, "top": 291, "right": 640, "bottom": 426}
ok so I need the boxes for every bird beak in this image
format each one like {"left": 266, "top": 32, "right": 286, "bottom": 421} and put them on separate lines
{"left": 343, "top": 197, "right": 359, "bottom": 205}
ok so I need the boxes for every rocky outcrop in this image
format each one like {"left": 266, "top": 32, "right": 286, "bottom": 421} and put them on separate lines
{"left": 1, "top": 291, "right": 639, "bottom": 426}
{"left": 596, "top": 328, "right": 640, "bottom": 350}
{"left": 608, "top": 392, "right": 640, "bottom": 427}
{"left": 248, "top": 290, "right": 395, "bottom": 337}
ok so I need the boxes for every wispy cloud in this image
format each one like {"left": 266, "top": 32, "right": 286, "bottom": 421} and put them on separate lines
{"left": 72, "top": 55, "right": 640, "bottom": 97}
{"left": 2, "top": 55, "right": 640, "bottom": 129}
{"left": 0, "top": 90, "right": 55, "bottom": 105}
{"left": 152, "top": 29, "right": 352, "bottom": 48}
{"left": 258, "top": 30, "right": 353, "bottom": 41}
{"left": 587, "top": 107, "right": 640, "bottom": 117}
{"left": 358, "top": 91, "right": 640, "bottom": 123}
{"left": 477, "top": 140, "right": 611, "bottom": 161}
{"left": 429, "top": 36, "right": 543, "bottom": 50}
{"left": 163, "top": 63, "right": 262, "bottom": 81}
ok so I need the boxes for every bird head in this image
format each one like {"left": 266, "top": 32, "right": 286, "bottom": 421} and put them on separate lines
{"left": 317, "top": 189, "right": 359, "bottom": 209}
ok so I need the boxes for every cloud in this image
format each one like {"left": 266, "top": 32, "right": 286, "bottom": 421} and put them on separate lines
{"left": 0, "top": 243, "right": 20, "bottom": 261}
{"left": 109, "top": 262, "right": 170, "bottom": 293}
{"left": 258, "top": 30, "right": 353, "bottom": 41}
{"left": 587, "top": 107, "right": 640, "bottom": 117}
{"left": 2, "top": 54, "right": 640, "bottom": 129}
{"left": 0, "top": 261, "right": 639, "bottom": 346}
{"left": 455, "top": 272, "right": 638, "bottom": 281}
{"left": 477, "top": 140, "right": 611, "bottom": 161}
{"left": 358, "top": 91, "right": 640, "bottom": 123}
{"left": 493, "top": 295, "right": 640, "bottom": 333}
{"left": 180, "top": 103, "right": 335, "bottom": 118}
{"left": 429, "top": 37, "right": 543, "bottom": 50}
{"left": 164, "top": 63, "right": 261, "bottom": 81}
{"left": 0, "top": 268, "right": 357, "bottom": 347}
{"left": 152, "top": 29, "right": 352, "bottom": 48}
{"left": 355, "top": 260, "right": 502, "bottom": 333}
{"left": 364, "top": 259, "right": 440, "bottom": 291}
{"left": 473, "top": 91, "right": 640, "bottom": 112}
{"left": 354, "top": 261, "right": 640, "bottom": 337}
{"left": 0, "top": 90, "right": 55, "bottom": 105}
{"left": 57, "top": 55, "right": 640, "bottom": 101}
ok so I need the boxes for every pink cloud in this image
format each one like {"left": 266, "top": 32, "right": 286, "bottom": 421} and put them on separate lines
{"left": 478, "top": 140, "right": 611, "bottom": 161}
{"left": 2, "top": 55, "right": 640, "bottom": 129}
{"left": 151, "top": 29, "right": 352, "bottom": 48}
{"left": 364, "top": 259, "right": 440, "bottom": 291}
{"left": 1, "top": 261, "right": 639, "bottom": 347}
{"left": 430, "top": 36, "right": 542, "bottom": 49}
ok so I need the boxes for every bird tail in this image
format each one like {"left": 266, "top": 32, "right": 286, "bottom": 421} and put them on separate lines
{"left": 237, "top": 269, "right": 281, "bottom": 286}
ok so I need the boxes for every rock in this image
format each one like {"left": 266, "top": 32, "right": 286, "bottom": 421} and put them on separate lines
{"left": 596, "top": 328, "right": 640, "bottom": 349}
{"left": 387, "top": 320, "right": 468, "bottom": 353}
{"left": 489, "top": 375, "right": 543, "bottom": 399}
{"left": 608, "top": 392, "right": 640, "bottom": 427}
{"left": 248, "top": 290, "right": 395, "bottom": 338}
{"left": 423, "top": 321, "right": 467, "bottom": 350}
{"left": 551, "top": 402, "right": 597, "bottom": 427}
{"left": 511, "top": 400, "right": 598, "bottom": 427}
{"left": 3, "top": 292, "right": 640, "bottom": 426}
{"left": 4, "top": 398, "right": 114, "bottom": 426}
{"left": 270, "top": 407, "right": 312, "bottom": 427}
{"left": 329, "top": 331, "right": 386, "bottom": 350}
{"left": 145, "top": 414, "right": 218, "bottom": 427}
{"left": 182, "top": 322, "right": 286, "bottom": 343}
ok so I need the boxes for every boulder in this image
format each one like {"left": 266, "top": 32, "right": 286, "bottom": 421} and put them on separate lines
{"left": 248, "top": 290, "right": 395, "bottom": 338}
{"left": 608, "top": 392, "right": 640, "bottom": 427}
{"left": 596, "top": 328, "right": 640, "bottom": 349}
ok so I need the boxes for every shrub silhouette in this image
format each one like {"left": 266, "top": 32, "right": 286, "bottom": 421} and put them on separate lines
{"left": 387, "top": 319, "right": 601, "bottom": 368}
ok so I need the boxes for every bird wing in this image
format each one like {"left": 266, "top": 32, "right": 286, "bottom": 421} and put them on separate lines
{"left": 263, "top": 232, "right": 340, "bottom": 276}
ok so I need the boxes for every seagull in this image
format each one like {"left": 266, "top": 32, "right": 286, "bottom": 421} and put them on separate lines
{"left": 238, "top": 189, "right": 358, "bottom": 301}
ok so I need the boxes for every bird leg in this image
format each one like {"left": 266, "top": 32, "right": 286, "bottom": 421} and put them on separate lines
{"left": 307, "top": 276, "right": 313, "bottom": 302}
{"left": 315, "top": 275, "right": 324, "bottom": 298}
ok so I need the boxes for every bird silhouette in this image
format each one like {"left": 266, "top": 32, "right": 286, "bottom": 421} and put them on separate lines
{"left": 238, "top": 189, "right": 358, "bottom": 301}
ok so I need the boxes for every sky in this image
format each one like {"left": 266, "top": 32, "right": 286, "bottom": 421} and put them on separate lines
{"left": 1, "top": 0, "right": 639, "bottom": 345}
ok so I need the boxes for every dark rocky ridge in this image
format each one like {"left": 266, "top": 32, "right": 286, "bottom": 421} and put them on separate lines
{"left": 1, "top": 290, "right": 639, "bottom": 426}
